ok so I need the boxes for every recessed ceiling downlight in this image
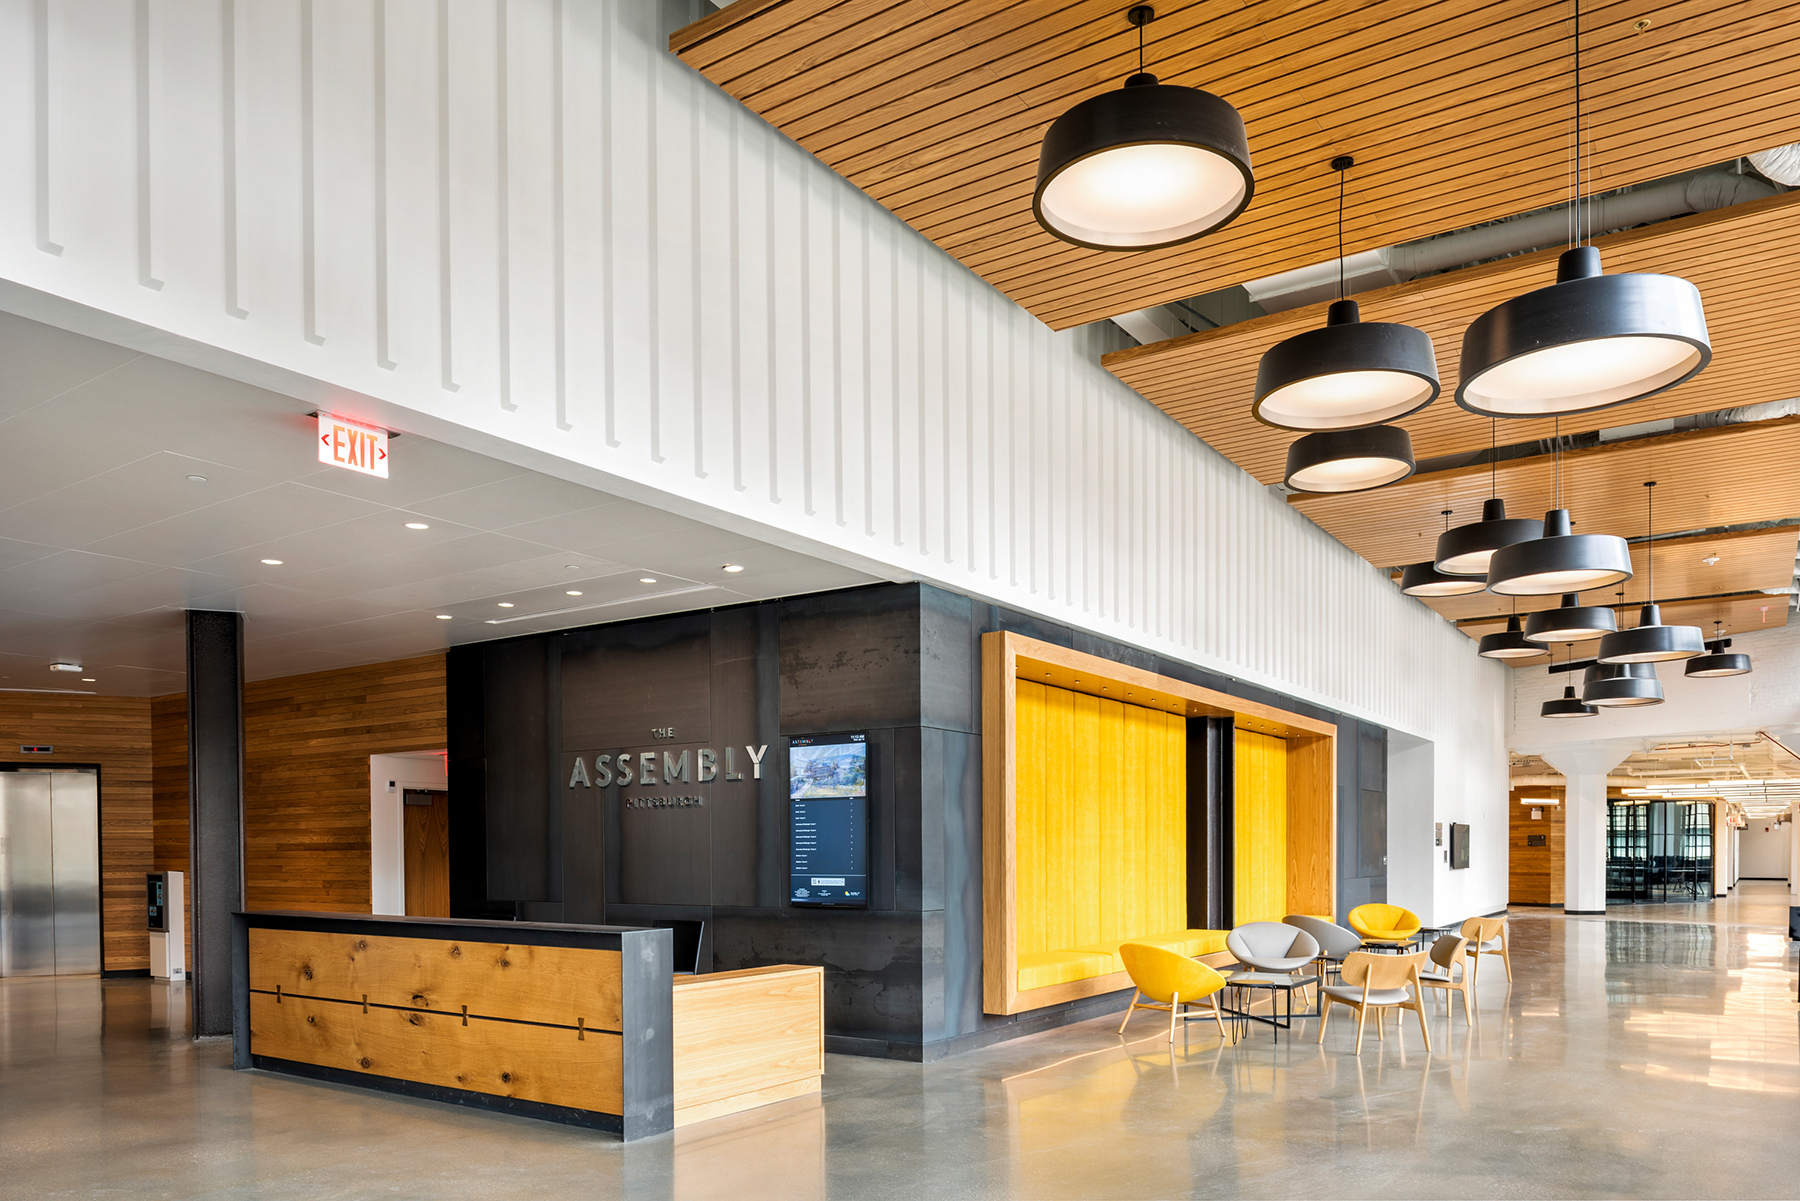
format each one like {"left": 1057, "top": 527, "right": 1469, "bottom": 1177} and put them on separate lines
{"left": 261, "top": 559, "right": 283, "bottom": 566}
{"left": 405, "top": 522, "right": 430, "bottom": 530}
{"left": 1032, "top": 6, "right": 1252, "bottom": 252}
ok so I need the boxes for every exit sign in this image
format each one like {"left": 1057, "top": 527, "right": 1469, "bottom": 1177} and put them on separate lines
{"left": 318, "top": 412, "right": 389, "bottom": 478}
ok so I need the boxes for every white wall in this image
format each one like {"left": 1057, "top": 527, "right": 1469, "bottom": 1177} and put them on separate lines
{"left": 0, "top": 0, "right": 1511, "bottom": 916}
{"left": 1388, "top": 732, "right": 1445, "bottom": 925}
{"left": 1738, "top": 820, "right": 1791, "bottom": 880}
{"left": 369, "top": 751, "right": 447, "bottom": 915}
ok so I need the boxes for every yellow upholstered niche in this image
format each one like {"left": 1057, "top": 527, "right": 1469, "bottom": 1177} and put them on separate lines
{"left": 1014, "top": 682, "right": 1187, "bottom": 991}
{"left": 1234, "top": 729, "right": 1288, "bottom": 924}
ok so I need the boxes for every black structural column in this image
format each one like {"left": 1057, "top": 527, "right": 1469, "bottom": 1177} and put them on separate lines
{"left": 187, "top": 610, "right": 246, "bottom": 1038}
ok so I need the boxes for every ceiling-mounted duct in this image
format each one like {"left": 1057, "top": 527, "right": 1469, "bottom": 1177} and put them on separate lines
{"left": 1749, "top": 143, "right": 1800, "bottom": 186}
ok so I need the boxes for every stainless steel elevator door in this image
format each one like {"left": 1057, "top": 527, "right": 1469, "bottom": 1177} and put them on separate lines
{"left": 0, "top": 769, "right": 101, "bottom": 976}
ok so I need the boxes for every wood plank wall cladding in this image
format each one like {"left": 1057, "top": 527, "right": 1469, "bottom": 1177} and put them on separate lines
{"left": 242, "top": 655, "right": 447, "bottom": 913}
{"left": 152, "top": 655, "right": 447, "bottom": 917}
{"left": 1509, "top": 788, "right": 1566, "bottom": 905}
{"left": 0, "top": 694, "right": 152, "bottom": 972}
{"left": 1286, "top": 736, "right": 1336, "bottom": 919}
{"left": 671, "top": 0, "right": 1800, "bottom": 330}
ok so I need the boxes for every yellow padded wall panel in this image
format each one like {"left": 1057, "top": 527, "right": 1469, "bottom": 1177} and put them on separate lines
{"left": 1234, "top": 729, "right": 1287, "bottom": 924}
{"left": 1016, "top": 682, "right": 1185, "bottom": 958}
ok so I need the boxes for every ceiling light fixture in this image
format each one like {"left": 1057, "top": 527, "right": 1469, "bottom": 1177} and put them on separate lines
{"left": 1487, "top": 419, "right": 1632, "bottom": 595}
{"left": 639, "top": 577, "right": 658, "bottom": 584}
{"left": 1685, "top": 622, "right": 1752, "bottom": 677}
{"left": 261, "top": 559, "right": 284, "bottom": 565}
{"left": 1479, "top": 613, "right": 1547, "bottom": 659}
{"left": 405, "top": 522, "right": 430, "bottom": 530}
{"left": 186, "top": 474, "right": 207, "bottom": 482}
{"left": 1597, "top": 482, "right": 1704, "bottom": 663}
{"left": 1702, "top": 553, "right": 1720, "bottom": 566}
{"left": 1252, "top": 157, "right": 1438, "bottom": 430}
{"left": 497, "top": 602, "right": 514, "bottom": 608}
{"left": 81, "top": 678, "right": 95, "bottom": 682}
{"left": 1283, "top": 424, "right": 1415, "bottom": 494}
{"left": 1542, "top": 644, "right": 1597, "bottom": 717}
{"left": 436, "top": 614, "right": 453, "bottom": 620}
{"left": 722, "top": 564, "right": 745, "bottom": 573}
{"left": 1435, "top": 421, "right": 1541, "bottom": 575}
{"left": 1401, "top": 511, "right": 1485, "bottom": 596}
{"left": 1581, "top": 661, "right": 1664, "bottom": 707}
{"left": 1033, "top": 5, "right": 1253, "bottom": 251}
{"left": 1524, "top": 592, "right": 1617, "bottom": 643}
{"left": 1455, "top": 0, "right": 1709, "bottom": 418}
{"left": 566, "top": 590, "right": 583, "bottom": 596}
{"left": 50, "top": 662, "right": 81, "bottom": 672}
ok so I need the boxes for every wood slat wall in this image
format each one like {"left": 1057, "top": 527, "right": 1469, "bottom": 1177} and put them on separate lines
{"left": 149, "top": 655, "right": 447, "bottom": 917}
{"left": 1290, "top": 417, "right": 1800, "bottom": 570}
{"left": 1509, "top": 787, "right": 1565, "bottom": 905}
{"left": 0, "top": 695, "right": 153, "bottom": 972}
{"left": 672, "top": 0, "right": 1800, "bottom": 329}
{"left": 1107, "top": 191, "right": 1800, "bottom": 481}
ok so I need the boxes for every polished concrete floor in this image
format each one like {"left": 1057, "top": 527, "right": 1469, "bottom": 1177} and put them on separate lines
{"left": 3, "top": 885, "right": 1797, "bottom": 1200}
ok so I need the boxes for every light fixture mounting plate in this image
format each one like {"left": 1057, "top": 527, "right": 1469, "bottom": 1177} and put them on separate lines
{"left": 1330, "top": 155, "right": 1354, "bottom": 171}
{"left": 1127, "top": 5, "right": 1154, "bottom": 25}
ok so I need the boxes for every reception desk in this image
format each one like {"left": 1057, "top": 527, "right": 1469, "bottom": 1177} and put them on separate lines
{"left": 232, "top": 912, "right": 824, "bottom": 1141}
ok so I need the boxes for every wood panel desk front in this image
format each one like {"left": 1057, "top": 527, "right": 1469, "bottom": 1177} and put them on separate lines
{"left": 233, "top": 913, "right": 826, "bottom": 1139}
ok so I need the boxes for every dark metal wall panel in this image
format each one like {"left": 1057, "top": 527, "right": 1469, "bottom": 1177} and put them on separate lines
{"left": 707, "top": 608, "right": 769, "bottom": 909}
{"left": 1187, "top": 717, "right": 1233, "bottom": 931}
{"left": 709, "top": 908, "right": 925, "bottom": 1045}
{"left": 482, "top": 639, "right": 551, "bottom": 902}
{"left": 186, "top": 609, "right": 244, "bottom": 1038}
{"left": 919, "top": 585, "right": 978, "bottom": 735}
{"left": 778, "top": 587, "right": 923, "bottom": 733}
{"left": 932, "top": 727, "right": 982, "bottom": 1043}
{"left": 561, "top": 614, "right": 713, "bottom": 748}
{"left": 445, "top": 645, "right": 489, "bottom": 911}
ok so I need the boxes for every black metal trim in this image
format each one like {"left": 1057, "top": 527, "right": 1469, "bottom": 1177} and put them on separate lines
{"left": 249, "top": 1055, "right": 624, "bottom": 1134}
{"left": 239, "top": 910, "right": 632, "bottom": 952}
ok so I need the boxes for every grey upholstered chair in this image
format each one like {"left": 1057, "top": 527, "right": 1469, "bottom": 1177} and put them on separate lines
{"left": 1283, "top": 915, "right": 1362, "bottom": 984}
{"left": 1227, "top": 922, "right": 1322, "bottom": 973}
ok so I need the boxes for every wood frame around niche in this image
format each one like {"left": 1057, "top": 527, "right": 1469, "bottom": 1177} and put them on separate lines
{"left": 981, "top": 631, "right": 1338, "bottom": 1017}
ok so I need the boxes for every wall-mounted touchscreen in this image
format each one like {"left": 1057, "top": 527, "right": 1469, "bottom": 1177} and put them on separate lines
{"left": 788, "top": 733, "right": 868, "bottom": 908}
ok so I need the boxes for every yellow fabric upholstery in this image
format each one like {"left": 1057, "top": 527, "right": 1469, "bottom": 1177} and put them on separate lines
{"left": 1118, "top": 942, "right": 1227, "bottom": 1006}
{"left": 1348, "top": 903, "right": 1422, "bottom": 942}
{"left": 1016, "top": 950, "right": 1119, "bottom": 992}
{"left": 1234, "top": 729, "right": 1287, "bottom": 924}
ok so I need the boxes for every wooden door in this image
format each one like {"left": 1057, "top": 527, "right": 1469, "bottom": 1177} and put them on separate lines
{"left": 403, "top": 790, "right": 450, "bottom": 917}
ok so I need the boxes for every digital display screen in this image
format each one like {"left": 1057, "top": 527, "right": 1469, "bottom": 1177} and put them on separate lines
{"left": 147, "top": 875, "right": 166, "bottom": 932}
{"left": 788, "top": 733, "right": 868, "bottom": 908}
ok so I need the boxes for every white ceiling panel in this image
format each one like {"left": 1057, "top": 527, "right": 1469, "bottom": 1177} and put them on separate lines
{"left": 0, "top": 318, "right": 141, "bottom": 423}
{"left": 0, "top": 310, "right": 882, "bottom": 695}
{"left": 0, "top": 453, "right": 265, "bottom": 547}
{"left": 409, "top": 473, "right": 623, "bottom": 530}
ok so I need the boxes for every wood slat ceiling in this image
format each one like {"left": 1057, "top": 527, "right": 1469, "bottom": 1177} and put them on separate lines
{"left": 1458, "top": 592, "right": 1788, "bottom": 665}
{"left": 672, "top": 0, "right": 1800, "bottom": 330}
{"left": 1106, "top": 190, "right": 1800, "bottom": 482}
{"left": 1405, "top": 526, "right": 1799, "bottom": 622}
{"left": 1291, "top": 416, "right": 1800, "bottom": 568}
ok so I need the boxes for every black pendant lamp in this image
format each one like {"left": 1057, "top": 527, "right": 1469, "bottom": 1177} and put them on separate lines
{"left": 1523, "top": 592, "right": 1616, "bottom": 643}
{"left": 1597, "top": 482, "right": 1705, "bottom": 663}
{"left": 1486, "top": 422, "right": 1633, "bottom": 596}
{"left": 1401, "top": 511, "right": 1485, "bottom": 597}
{"left": 1455, "top": 1, "right": 1709, "bottom": 418}
{"left": 1435, "top": 423, "right": 1542, "bottom": 574}
{"left": 1480, "top": 614, "right": 1547, "bottom": 659}
{"left": 1686, "top": 623, "right": 1752, "bottom": 677}
{"left": 1542, "top": 645, "right": 1598, "bottom": 716}
{"left": 1252, "top": 159, "right": 1439, "bottom": 430}
{"left": 1581, "top": 661, "right": 1663, "bottom": 707}
{"left": 1284, "top": 424, "right": 1415, "bottom": 494}
{"left": 1034, "top": 6, "right": 1253, "bottom": 251}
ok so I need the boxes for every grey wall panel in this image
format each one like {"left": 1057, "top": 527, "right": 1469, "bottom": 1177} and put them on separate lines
{"left": 187, "top": 609, "right": 245, "bottom": 1037}
{"left": 49, "top": 771, "right": 100, "bottom": 975}
{"left": 710, "top": 909, "right": 925, "bottom": 1045}
{"left": 0, "top": 774, "right": 55, "bottom": 977}
{"left": 919, "top": 586, "right": 977, "bottom": 735}
{"left": 779, "top": 588, "right": 922, "bottom": 734}
{"left": 561, "top": 615, "right": 714, "bottom": 749}
{"left": 482, "top": 638, "right": 551, "bottom": 902}
{"left": 936, "top": 728, "right": 982, "bottom": 1043}
{"left": 707, "top": 608, "right": 767, "bottom": 909}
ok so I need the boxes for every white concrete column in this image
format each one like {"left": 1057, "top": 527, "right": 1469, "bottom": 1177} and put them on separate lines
{"left": 1542, "top": 746, "right": 1631, "bottom": 914}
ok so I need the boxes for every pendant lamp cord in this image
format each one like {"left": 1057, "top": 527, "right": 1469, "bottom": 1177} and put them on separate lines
{"left": 1138, "top": 18, "right": 1144, "bottom": 75}
{"left": 1644, "top": 480, "right": 1656, "bottom": 604}
{"left": 1490, "top": 418, "right": 1498, "bottom": 499}
{"left": 1338, "top": 166, "right": 1347, "bottom": 301}
{"left": 1572, "top": 0, "right": 1586, "bottom": 247}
